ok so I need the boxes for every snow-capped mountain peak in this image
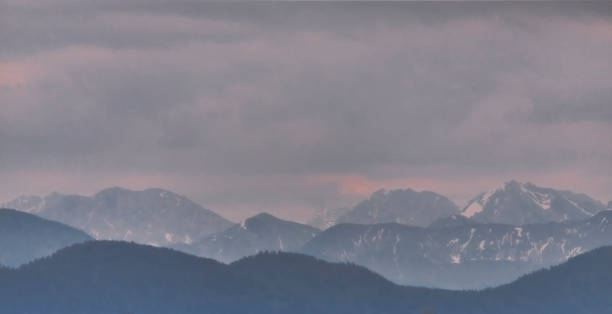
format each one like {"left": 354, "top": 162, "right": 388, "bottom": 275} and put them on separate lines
{"left": 461, "top": 181, "right": 605, "bottom": 225}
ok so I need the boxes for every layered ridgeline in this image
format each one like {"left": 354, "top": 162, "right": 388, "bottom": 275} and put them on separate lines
{"left": 175, "top": 213, "right": 320, "bottom": 263}
{"left": 1, "top": 188, "right": 233, "bottom": 246}
{"left": 0, "top": 208, "right": 92, "bottom": 267}
{"left": 462, "top": 180, "right": 606, "bottom": 225}
{"left": 334, "top": 189, "right": 460, "bottom": 227}
{"left": 311, "top": 182, "right": 605, "bottom": 229}
{"left": 0, "top": 241, "right": 610, "bottom": 314}
{"left": 301, "top": 211, "right": 612, "bottom": 289}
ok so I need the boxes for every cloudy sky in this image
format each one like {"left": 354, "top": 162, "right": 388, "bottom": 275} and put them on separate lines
{"left": 1, "top": 1, "right": 611, "bottom": 222}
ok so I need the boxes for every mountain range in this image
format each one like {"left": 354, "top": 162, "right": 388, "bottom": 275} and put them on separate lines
{"left": 174, "top": 213, "right": 320, "bottom": 263}
{"left": 306, "top": 181, "right": 606, "bottom": 230}
{"left": 168, "top": 208, "right": 612, "bottom": 289}
{"left": 1, "top": 188, "right": 233, "bottom": 246}
{"left": 2, "top": 181, "right": 609, "bottom": 289}
{"left": 0, "top": 241, "right": 610, "bottom": 314}
{"left": 0, "top": 208, "right": 92, "bottom": 267}
{"left": 301, "top": 210, "right": 612, "bottom": 289}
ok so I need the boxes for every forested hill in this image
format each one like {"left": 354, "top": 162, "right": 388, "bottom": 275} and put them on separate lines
{"left": 0, "top": 241, "right": 610, "bottom": 314}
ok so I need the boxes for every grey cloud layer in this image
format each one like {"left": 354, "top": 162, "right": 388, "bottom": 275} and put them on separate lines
{"left": 1, "top": 1, "right": 611, "bottom": 220}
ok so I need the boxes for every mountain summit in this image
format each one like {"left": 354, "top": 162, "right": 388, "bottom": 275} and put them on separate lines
{"left": 2, "top": 187, "right": 233, "bottom": 246}
{"left": 337, "top": 188, "right": 460, "bottom": 227}
{"left": 461, "top": 180, "right": 605, "bottom": 225}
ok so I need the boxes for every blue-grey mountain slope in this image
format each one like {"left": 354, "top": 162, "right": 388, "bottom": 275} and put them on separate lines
{"left": 0, "top": 208, "right": 92, "bottom": 267}
{"left": 2, "top": 188, "right": 233, "bottom": 246}
{"left": 301, "top": 211, "right": 612, "bottom": 289}
{"left": 336, "top": 188, "right": 460, "bottom": 227}
{"left": 462, "top": 180, "right": 605, "bottom": 225}
{"left": 175, "top": 213, "right": 320, "bottom": 263}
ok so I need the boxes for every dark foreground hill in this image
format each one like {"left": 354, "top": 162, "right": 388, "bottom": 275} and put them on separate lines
{"left": 0, "top": 241, "right": 610, "bottom": 314}
{"left": 0, "top": 208, "right": 92, "bottom": 267}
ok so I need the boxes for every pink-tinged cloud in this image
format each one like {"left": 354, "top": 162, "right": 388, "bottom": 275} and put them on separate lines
{"left": 0, "top": 62, "right": 36, "bottom": 88}
{"left": 1, "top": 3, "right": 611, "bottom": 222}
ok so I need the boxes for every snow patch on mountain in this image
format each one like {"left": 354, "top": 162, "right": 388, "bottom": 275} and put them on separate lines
{"left": 568, "top": 199, "right": 593, "bottom": 216}
{"left": 307, "top": 207, "right": 351, "bottom": 230}
{"left": 462, "top": 202, "right": 483, "bottom": 218}
{"left": 462, "top": 187, "right": 500, "bottom": 218}
{"left": 520, "top": 183, "right": 551, "bottom": 210}
{"left": 461, "top": 180, "right": 605, "bottom": 225}
{"left": 450, "top": 254, "right": 461, "bottom": 264}
{"left": 515, "top": 227, "right": 523, "bottom": 237}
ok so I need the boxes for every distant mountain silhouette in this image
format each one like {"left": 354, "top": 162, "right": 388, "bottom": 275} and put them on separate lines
{"left": 0, "top": 241, "right": 610, "bottom": 314}
{"left": 175, "top": 213, "right": 320, "bottom": 262}
{"left": 336, "top": 188, "right": 460, "bottom": 227}
{"left": 462, "top": 180, "right": 605, "bottom": 225}
{"left": 2, "top": 187, "right": 233, "bottom": 246}
{"left": 0, "top": 208, "right": 92, "bottom": 267}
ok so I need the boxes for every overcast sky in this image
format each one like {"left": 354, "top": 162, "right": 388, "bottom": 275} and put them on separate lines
{"left": 1, "top": 1, "right": 611, "bottom": 222}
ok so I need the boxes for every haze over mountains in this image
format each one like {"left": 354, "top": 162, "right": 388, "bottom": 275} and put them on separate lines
{"left": 0, "top": 208, "right": 92, "bottom": 267}
{"left": 308, "top": 207, "right": 351, "bottom": 230}
{"left": 1, "top": 188, "right": 232, "bottom": 246}
{"left": 1, "top": 180, "right": 610, "bottom": 288}
{"left": 3, "top": 1, "right": 611, "bottom": 312}
{"left": 0, "top": 241, "right": 610, "bottom": 314}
